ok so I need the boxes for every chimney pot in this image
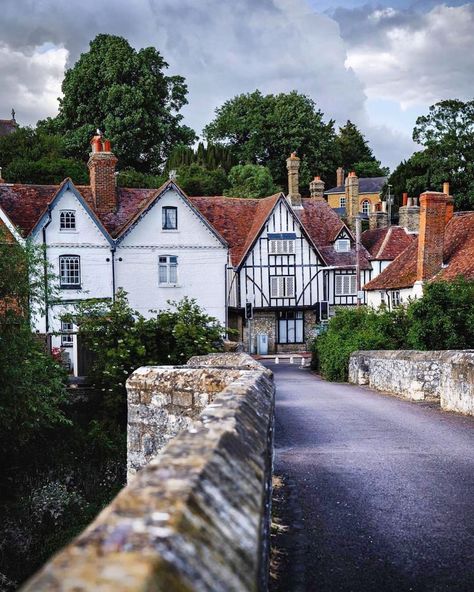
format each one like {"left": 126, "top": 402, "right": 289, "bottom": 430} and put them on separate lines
{"left": 402, "top": 192, "right": 408, "bottom": 206}
{"left": 443, "top": 181, "right": 450, "bottom": 195}
{"left": 103, "top": 139, "right": 112, "bottom": 152}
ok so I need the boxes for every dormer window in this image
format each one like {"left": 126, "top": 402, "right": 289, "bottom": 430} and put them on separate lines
{"left": 162, "top": 206, "right": 177, "bottom": 230}
{"left": 60, "top": 210, "right": 76, "bottom": 231}
{"left": 335, "top": 239, "right": 350, "bottom": 252}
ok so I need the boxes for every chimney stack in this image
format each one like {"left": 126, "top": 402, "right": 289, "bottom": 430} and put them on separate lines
{"left": 309, "top": 176, "right": 325, "bottom": 201}
{"left": 286, "top": 153, "right": 302, "bottom": 208}
{"left": 336, "top": 166, "right": 344, "bottom": 187}
{"left": 399, "top": 194, "right": 420, "bottom": 233}
{"left": 346, "top": 171, "right": 359, "bottom": 229}
{"left": 88, "top": 131, "right": 118, "bottom": 215}
{"left": 416, "top": 192, "right": 447, "bottom": 282}
{"left": 369, "top": 202, "right": 389, "bottom": 230}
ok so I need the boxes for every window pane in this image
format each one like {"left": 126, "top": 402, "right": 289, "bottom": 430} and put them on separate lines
{"left": 287, "top": 320, "right": 296, "bottom": 343}
{"left": 279, "top": 320, "right": 287, "bottom": 343}
{"left": 169, "top": 264, "right": 177, "bottom": 283}
{"left": 163, "top": 207, "right": 177, "bottom": 229}
{"left": 159, "top": 265, "right": 168, "bottom": 283}
{"left": 295, "top": 318, "right": 303, "bottom": 342}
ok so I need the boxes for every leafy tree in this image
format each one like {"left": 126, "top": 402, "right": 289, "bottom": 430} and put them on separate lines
{"left": 352, "top": 160, "right": 389, "bottom": 178}
{"left": 224, "top": 164, "right": 280, "bottom": 198}
{"left": 0, "top": 234, "right": 68, "bottom": 454}
{"left": 166, "top": 142, "right": 235, "bottom": 172}
{"left": 335, "top": 120, "right": 388, "bottom": 178}
{"left": 204, "top": 90, "right": 339, "bottom": 190}
{"left": 39, "top": 34, "right": 196, "bottom": 172}
{"left": 174, "top": 163, "right": 229, "bottom": 196}
{"left": 0, "top": 127, "right": 88, "bottom": 185}
{"left": 407, "top": 278, "right": 474, "bottom": 350}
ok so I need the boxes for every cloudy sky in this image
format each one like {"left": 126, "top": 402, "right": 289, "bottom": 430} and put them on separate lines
{"left": 1, "top": 0, "right": 473, "bottom": 169}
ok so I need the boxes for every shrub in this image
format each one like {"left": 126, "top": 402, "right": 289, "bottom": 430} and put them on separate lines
{"left": 312, "top": 306, "right": 409, "bottom": 381}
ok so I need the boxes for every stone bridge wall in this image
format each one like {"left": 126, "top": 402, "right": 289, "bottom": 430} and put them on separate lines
{"left": 21, "top": 353, "right": 275, "bottom": 592}
{"left": 349, "top": 350, "right": 474, "bottom": 415}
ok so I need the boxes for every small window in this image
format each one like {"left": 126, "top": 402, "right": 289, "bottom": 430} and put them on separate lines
{"left": 270, "top": 276, "right": 295, "bottom": 298}
{"left": 162, "top": 207, "right": 177, "bottom": 230}
{"left": 159, "top": 255, "right": 178, "bottom": 285}
{"left": 61, "top": 321, "right": 74, "bottom": 347}
{"left": 268, "top": 239, "right": 295, "bottom": 255}
{"left": 335, "top": 239, "right": 350, "bottom": 252}
{"left": 60, "top": 210, "right": 76, "bottom": 231}
{"left": 361, "top": 200, "right": 371, "bottom": 215}
{"left": 339, "top": 196, "right": 346, "bottom": 209}
{"left": 278, "top": 310, "right": 304, "bottom": 344}
{"left": 335, "top": 274, "right": 356, "bottom": 296}
{"left": 390, "top": 290, "right": 401, "bottom": 308}
{"left": 59, "top": 255, "right": 81, "bottom": 288}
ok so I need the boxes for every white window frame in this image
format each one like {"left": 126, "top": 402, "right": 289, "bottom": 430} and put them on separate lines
{"left": 268, "top": 239, "right": 295, "bottom": 255}
{"left": 61, "top": 320, "right": 74, "bottom": 347}
{"left": 335, "top": 274, "right": 356, "bottom": 296}
{"left": 59, "top": 255, "right": 81, "bottom": 289}
{"left": 361, "top": 200, "right": 371, "bottom": 215}
{"left": 162, "top": 206, "right": 178, "bottom": 230}
{"left": 270, "top": 276, "right": 295, "bottom": 298}
{"left": 390, "top": 290, "right": 401, "bottom": 308}
{"left": 339, "top": 196, "right": 346, "bottom": 208}
{"left": 159, "top": 255, "right": 178, "bottom": 286}
{"left": 60, "top": 210, "right": 76, "bottom": 232}
{"left": 335, "top": 239, "right": 351, "bottom": 252}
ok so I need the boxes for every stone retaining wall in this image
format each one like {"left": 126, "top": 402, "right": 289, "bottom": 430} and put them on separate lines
{"left": 21, "top": 354, "right": 275, "bottom": 592}
{"left": 349, "top": 350, "right": 474, "bottom": 415}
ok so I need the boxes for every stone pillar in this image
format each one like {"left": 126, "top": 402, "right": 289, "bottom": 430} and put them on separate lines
{"left": 336, "top": 166, "right": 344, "bottom": 187}
{"left": 309, "top": 176, "right": 325, "bottom": 201}
{"left": 88, "top": 133, "right": 118, "bottom": 215}
{"left": 416, "top": 192, "right": 447, "bottom": 282}
{"left": 286, "top": 152, "right": 302, "bottom": 208}
{"left": 346, "top": 171, "right": 359, "bottom": 229}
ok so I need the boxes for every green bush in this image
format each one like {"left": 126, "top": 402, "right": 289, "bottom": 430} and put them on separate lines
{"left": 312, "top": 306, "right": 409, "bottom": 382}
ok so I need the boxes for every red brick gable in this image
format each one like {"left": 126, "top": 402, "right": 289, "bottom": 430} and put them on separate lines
{"left": 364, "top": 212, "right": 474, "bottom": 291}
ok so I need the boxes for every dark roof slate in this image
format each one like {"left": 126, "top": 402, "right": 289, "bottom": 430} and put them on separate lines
{"left": 325, "top": 176, "right": 387, "bottom": 195}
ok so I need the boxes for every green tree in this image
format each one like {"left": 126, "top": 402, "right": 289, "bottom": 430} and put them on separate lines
{"left": 0, "top": 127, "right": 88, "bottom": 185}
{"left": 174, "top": 163, "right": 229, "bottom": 196}
{"left": 225, "top": 164, "right": 280, "bottom": 198}
{"left": 204, "top": 90, "right": 339, "bottom": 190}
{"left": 336, "top": 120, "right": 387, "bottom": 177}
{"left": 0, "top": 234, "right": 68, "bottom": 453}
{"left": 39, "top": 34, "right": 196, "bottom": 172}
{"left": 407, "top": 278, "right": 474, "bottom": 350}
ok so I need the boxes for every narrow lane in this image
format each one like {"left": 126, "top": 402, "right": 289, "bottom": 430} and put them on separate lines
{"left": 269, "top": 362, "right": 474, "bottom": 592}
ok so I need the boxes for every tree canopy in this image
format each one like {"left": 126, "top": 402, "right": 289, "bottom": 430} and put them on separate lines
{"left": 388, "top": 99, "right": 474, "bottom": 210}
{"left": 335, "top": 120, "right": 388, "bottom": 178}
{"left": 204, "top": 90, "right": 340, "bottom": 190}
{"left": 224, "top": 164, "right": 281, "bottom": 198}
{"left": 39, "top": 34, "right": 196, "bottom": 173}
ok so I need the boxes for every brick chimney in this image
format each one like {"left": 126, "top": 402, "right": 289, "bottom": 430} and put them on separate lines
{"left": 345, "top": 171, "right": 359, "bottom": 229}
{"left": 336, "top": 167, "right": 344, "bottom": 187}
{"left": 286, "top": 152, "right": 302, "bottom": 208}
{"left": 88, "top": 132, "right": 118, "bottom": 214}
{"left": 309, "top": 176, "right": 325, "bottom": 201}
{"left": 398, "top": 194, "right": 420, "bottom": 233}
{"left": 416, "top": 192, "right": 447, "bottom": 282}
{"left": 369, "top": 202, "right": 389, "bottom": 230}
{"left": 443, "top": 182, "right": 454, "bottom": 225}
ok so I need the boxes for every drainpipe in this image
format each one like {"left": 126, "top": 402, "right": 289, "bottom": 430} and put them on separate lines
{"left": 41, "top": 209, "right": 53, "bottom": 335}
{"left": 111, "top": 245, "right": 116, "bottom": 302}
{"left": 224, "top": 263, "right": 228, "bottom": 339}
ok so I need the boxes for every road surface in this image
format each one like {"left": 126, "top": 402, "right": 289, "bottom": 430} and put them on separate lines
{"left": 269, "top": 362, "right": 474, "bottom": 592}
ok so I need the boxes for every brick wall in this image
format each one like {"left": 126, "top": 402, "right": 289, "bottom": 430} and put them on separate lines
{"left": 417, "top": 192, "right": 447, "bottom": 281}
{"left": 88, "top": 152, "right": 118, "bottom": 214}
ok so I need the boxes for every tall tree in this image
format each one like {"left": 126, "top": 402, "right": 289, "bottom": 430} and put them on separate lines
{"left": 336, "top": 120, "right": 387, "bottom": 177}
{"left": 411, "top": 99, "right": 474, "bottom": 209}
{"left": 203, "top": 90, "right": 339, "bottom": 190}
{"left": 39, "top": 34, "right": 195, "bottom": 173}
{"left": 224, "top": 164, "right": 280, "bottom": 198}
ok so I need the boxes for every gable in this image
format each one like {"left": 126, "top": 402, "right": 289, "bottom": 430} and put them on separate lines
{"left": 118, "top": 185, "right": 226, "bottom": 248}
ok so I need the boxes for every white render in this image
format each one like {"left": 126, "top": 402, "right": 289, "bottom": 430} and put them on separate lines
{"left": 30, "top": 183, "right": 227, "bottom": 374}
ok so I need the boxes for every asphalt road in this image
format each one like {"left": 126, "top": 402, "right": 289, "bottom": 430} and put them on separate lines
{"left": 269, "top": 362, "right": 474, "bottom": 592}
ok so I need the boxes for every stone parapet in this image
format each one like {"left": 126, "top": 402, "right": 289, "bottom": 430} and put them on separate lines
{"left": 349, "top": 350, "right": 474, "bottom": 414}
{"left": 21, "top": 354, "right": 275, "bottom": 592}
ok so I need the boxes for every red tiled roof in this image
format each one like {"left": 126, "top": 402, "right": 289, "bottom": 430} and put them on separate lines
{"left": 362, "top": 226, "right": 415, "bottom": 261}
{"left": 364, "top": 212, "right": 474, "bottom": 290}
{"left": 0, "top": 183, "right": 58, "bottom": 235}
{"left": 189, "top": 194, "right": 280, "bottom": 266}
